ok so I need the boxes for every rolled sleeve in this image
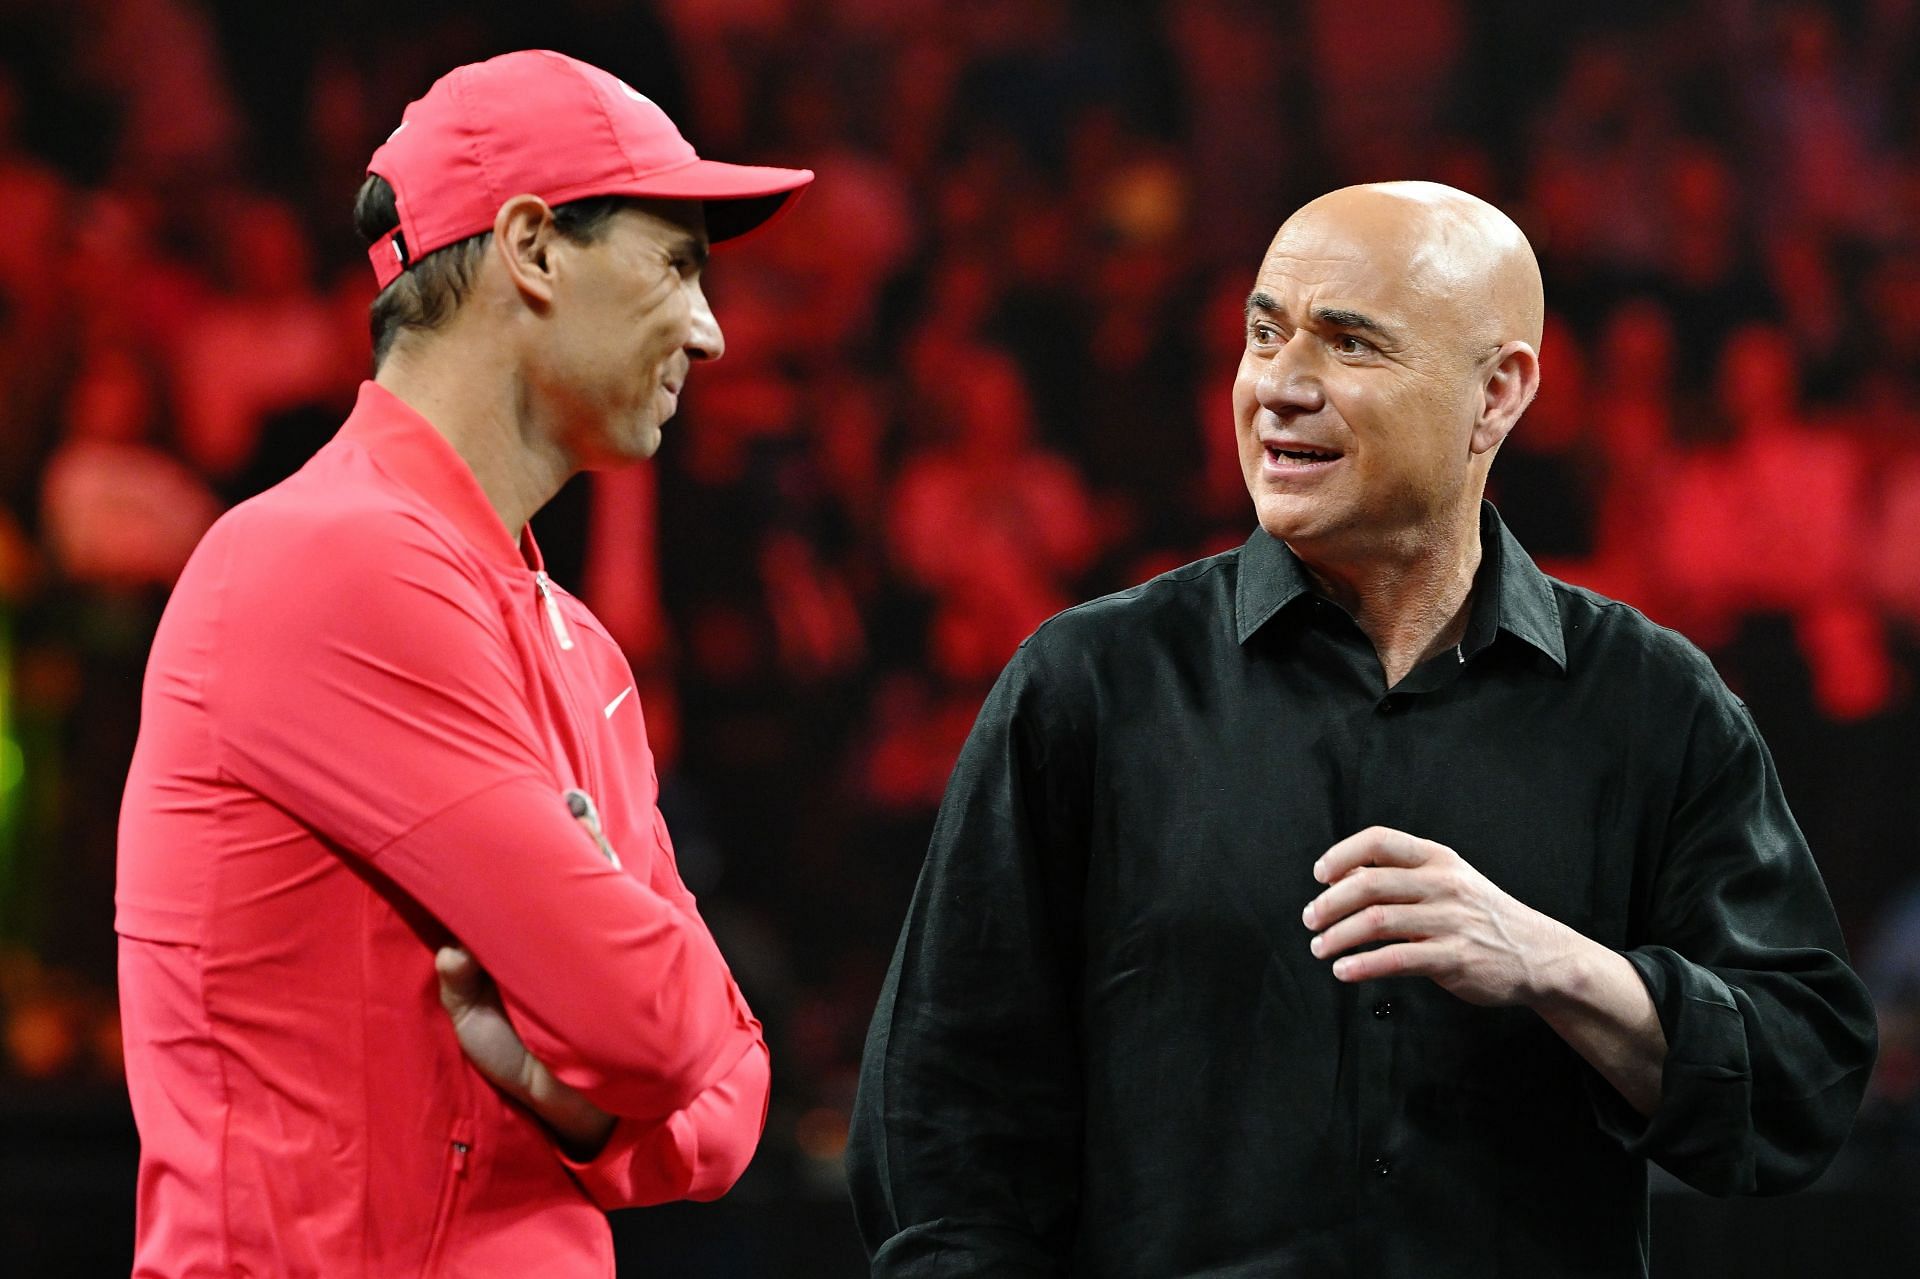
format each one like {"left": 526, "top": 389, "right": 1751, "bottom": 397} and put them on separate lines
{"left": 1589, "top": 687, "right": 1878, "bottom": 1195}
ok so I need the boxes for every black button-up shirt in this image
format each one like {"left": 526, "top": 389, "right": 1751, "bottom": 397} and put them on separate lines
{"left": 848, "top": 504, "right": 1877, "bottom": 1278}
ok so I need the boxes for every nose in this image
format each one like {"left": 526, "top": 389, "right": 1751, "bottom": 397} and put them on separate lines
{"left": 687, "top": 281, "right": 725, "bottom": 362}
{"left": 1256, "top": 331, "right": 1324, "bottom": 418}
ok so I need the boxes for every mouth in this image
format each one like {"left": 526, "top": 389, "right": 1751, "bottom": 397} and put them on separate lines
{"left": 1261, "top": 439, "right": 1345, "bottom": 473}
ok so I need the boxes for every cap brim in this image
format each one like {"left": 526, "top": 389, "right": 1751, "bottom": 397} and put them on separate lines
{"left": 632, "top": 159, "right": 814, "bottom": 243}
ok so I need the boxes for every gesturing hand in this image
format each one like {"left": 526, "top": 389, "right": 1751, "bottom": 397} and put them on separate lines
{"left": 1300, "top": 825, "right": 1577, "bottom": 1008}
{"left": 436, "top": 945, "right": 617, "bottom": 1159}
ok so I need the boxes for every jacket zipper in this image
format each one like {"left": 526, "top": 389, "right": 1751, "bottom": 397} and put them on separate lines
{"left": 532, "top": 569, "right": 604, "bottom": 807}
{"left": 535, "top": 571, "right": 575, "bottom": 650}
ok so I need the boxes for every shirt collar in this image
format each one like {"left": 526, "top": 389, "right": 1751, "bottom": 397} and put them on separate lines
{"left": 1469, "top": 501, "right": 1566, "bottom": 669}
{"left": 336, "top": 380, "right": 543, "bottom": 575}
{"left": 1234, "top": 500, "right": 1566, "bottom": 671}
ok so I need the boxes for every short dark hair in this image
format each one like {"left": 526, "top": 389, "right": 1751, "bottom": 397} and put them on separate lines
{"left": 352, "top": 175, "right": 635, "bottom": 370}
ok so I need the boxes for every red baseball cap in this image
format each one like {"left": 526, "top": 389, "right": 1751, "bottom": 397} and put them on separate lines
{"left": 365, "top": 49, "right": 814, "bottom": 289}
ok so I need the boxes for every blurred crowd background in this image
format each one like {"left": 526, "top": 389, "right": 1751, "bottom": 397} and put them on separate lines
{"left": 4, "top": 0, "right": 1920, "bottom": 1267}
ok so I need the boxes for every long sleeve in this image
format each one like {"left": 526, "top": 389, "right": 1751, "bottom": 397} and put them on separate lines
{"left": 564, "top": 1021, "right": 771, "bottom": 1208}
{"left": 207, "top": 508, "right": 752, "bottom": 1120}
{"left": 847, "top": 639, "right": 1088, "bottom": 1276}
{"left": 1592, "top": 680, "right": 1878, "bottom": 1195}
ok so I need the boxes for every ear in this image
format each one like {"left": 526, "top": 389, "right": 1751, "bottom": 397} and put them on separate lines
{"left": 492, "top": 194, "right": 560, "bottom": 306}
{"left": 1471, "top": 340, "right": 1540, "bottom": 456}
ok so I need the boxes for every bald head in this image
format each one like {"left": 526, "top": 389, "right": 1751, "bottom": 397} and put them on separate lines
{"left": 1233, "top": 182, "right": 1547, "bottom": 564}
{"left": 1275, "top": 181, "right": 1544, "bottom": 354}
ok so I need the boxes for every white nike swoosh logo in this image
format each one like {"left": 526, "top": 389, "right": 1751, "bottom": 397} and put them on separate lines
{"left": 603, "top": 686, "right": 634, "bottom": 719}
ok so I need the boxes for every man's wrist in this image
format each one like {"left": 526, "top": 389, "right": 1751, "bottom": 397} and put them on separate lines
{"left": 520, "top": 1059, "right": 618, "bottom": 1159}
{"left": 1519, "top": 914, "right": 1599, "bottom": 1013}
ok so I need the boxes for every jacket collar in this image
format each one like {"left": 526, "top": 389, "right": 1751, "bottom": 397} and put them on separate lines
{"left": 336, "top": 380, "right": 544, "bottom": 575}
{"left": 1234, "top": 500, "right": 1566, "bottom": 671}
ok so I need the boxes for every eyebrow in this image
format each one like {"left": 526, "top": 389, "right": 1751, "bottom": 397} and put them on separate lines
{"left": 1244, "top": 292, "right": 1400, "bottom": 344}
{"left": 680, "top": 234, "right": 710, "bottom": 272}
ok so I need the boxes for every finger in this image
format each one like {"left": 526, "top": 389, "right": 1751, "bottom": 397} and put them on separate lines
{"left": 1329, "top": 940, "right": 1448, "bottom": 983}
{"left": 1301, "top": 865, "right": 1428, "bottom": 930}
{"left": 1314, "top": 826, "right": 1446, "bottom": 884}
{"left": 435, "top": 945, "right": 482, "bottom": 1011}
{"left": 565, "top": 789, "right": 622, "bottom": 867}
{"left": 435, "top": 944, "right": 476, "bottom": 983}
{"left": 1310, "top": 903, "right": 1446, "bottom": 960}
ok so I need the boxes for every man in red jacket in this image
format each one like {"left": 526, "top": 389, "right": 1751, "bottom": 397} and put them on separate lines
{"left": 115, "top": 50, "right": 812, "bottom": 1277}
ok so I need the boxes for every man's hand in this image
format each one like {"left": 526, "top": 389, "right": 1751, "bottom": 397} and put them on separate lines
{"left": 1300, "top": 825, "right": 1573, "bottom": 1006}
{"left": 1300, "top": 825, "right": 1667, "bottom": 1115}
{"left": 436, "top": 945, "right": 618, "bottom": 1159}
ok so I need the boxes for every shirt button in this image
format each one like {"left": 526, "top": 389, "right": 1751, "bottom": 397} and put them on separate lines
{"left": 1378, "top": 696, "right": 1402, "bottom": 715}
{"left": 1372, "top": 1000, "right": 1394, "bottom": 1019}
{"left": 1373, "top": 1157, "right": 1392, "bottom": 1177}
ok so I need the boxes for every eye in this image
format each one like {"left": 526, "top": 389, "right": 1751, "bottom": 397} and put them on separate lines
{"left": 1248, "top": 320, "right": 1281, "bottom": 347}
{"left": 1332, "top": 333, "right": 1374, "bottom": 356}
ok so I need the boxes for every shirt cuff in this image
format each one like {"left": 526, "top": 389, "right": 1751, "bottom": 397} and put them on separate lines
{"left": 560, "top": 1032, "right": 770, "bottom": 1208}
{"left": 562, "top": 1109, "right": 699, "bottom": 1209}
{"left": 1583, "top": 945, "right": 1756, "bottom": 1194}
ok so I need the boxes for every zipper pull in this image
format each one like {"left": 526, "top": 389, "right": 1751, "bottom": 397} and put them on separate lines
{"left": 534, "top": 571, "right": 575, "bottom": 651}
{"left": 452, "top": 1140, "right": 471, "bottom": 1174}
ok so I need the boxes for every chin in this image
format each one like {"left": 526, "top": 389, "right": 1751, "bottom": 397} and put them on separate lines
{"left": 619, "top": 411, "right": 665, "bottom": 459}
{"left": 1251, "top": 491, "right": 1330, "bottom": 543}
{"left": 581, "top": 427, "right": 661, "bottom": 470}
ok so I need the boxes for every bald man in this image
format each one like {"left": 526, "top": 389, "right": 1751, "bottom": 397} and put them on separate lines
{"left": 847, "top": 184, "right": 1875, "bottom": 1278}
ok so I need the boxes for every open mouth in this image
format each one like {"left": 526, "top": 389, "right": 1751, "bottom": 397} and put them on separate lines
{"left": 1265, "top": 442, "right": 1343, "bottom": 465}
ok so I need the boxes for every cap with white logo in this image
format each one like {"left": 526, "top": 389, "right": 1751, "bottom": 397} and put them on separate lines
{"left": 364, "top": 49, "right": 813, "bottom": 289}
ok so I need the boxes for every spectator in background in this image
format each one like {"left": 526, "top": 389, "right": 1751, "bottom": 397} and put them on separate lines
{"left": 888, "top": 339, "right": 1097, "bottom": 660}
{"left": 1527, "top": 39, "right": 1675, "bottom": 286}
{"left": 1659, "top": 142, "right": 1775, "bottom": 360}
{"left": 1577, "top": 298, "right": 1689, "bottom": 613}
{"left": 70, "top": 0, "right": 238, "bottom": 181}
{"left": 1747, "top": 4, "right": 1895, "bottom": 242}
{"left": 1165, "top": 0, "right": 1292, "bottom": 270}
{"left": 1661, "top": 322, "right": 1891, "bottom": 718}
{"left": 168, "top": 193, "right": 347, "bottom": 486}
{"left": 1305, "top": 0, "right": 1465, "bottom": 182}
{"left": 41, "top": 346, "right": 220, "bottom": 591}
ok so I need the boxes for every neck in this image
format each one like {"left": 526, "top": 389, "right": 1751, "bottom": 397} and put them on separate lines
{"left": 372, "top": 339, "right": 572, "bottom": 538}
{"left": 1296, "top": 501, "right": 1485, "bottom": 689}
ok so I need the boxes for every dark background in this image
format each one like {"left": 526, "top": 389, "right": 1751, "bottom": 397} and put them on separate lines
{"left": 2, "top": 0, "right": 1920, "bottom": 1273}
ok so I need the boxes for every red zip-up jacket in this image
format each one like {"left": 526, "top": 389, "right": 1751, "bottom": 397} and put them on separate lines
{"left": 116, "top": 382, "right": 769, "bottom": 1277}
